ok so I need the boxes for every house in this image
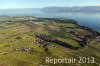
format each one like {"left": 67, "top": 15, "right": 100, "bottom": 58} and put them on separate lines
{"left": 96, "top": 36, "right": 100, "bottom": 42}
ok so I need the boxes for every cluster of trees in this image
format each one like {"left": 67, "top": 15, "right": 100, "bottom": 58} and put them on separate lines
{"left": 80, "top": 26, "right": 100, "bottom": 37}
{"left": 38, "top": 18, "right": 78, "bottom": 24}
{"left": 35, "top": 34, "right": 80, "bottom": 49}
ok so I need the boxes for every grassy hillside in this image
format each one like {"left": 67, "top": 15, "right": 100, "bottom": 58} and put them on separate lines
{"left": 0, "top": 16, "right": 100, "bottom": 66}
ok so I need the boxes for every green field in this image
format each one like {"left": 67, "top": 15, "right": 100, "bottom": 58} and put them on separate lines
{"left": 0, "top": 16, "right": 100, "bottom": 66}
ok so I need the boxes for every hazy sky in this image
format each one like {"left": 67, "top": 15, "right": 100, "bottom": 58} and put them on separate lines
{"left": 0, "top": 0, "right": 100, "bottom": 9}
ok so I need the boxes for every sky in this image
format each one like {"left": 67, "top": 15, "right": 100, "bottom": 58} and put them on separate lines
{"left": 0, "top": 0, "right": 100, "bottom": 9}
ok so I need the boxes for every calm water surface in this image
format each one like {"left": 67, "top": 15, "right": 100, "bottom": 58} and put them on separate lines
{"left": 0, "top": 12, "right": 100, "bottom": 31}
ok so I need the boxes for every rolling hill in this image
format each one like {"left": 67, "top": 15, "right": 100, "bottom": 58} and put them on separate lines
{"left": 0, "top": 16, "right": 100, "bottom": 66}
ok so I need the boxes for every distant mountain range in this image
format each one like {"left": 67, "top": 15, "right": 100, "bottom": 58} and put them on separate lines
{"left": 0, "top": 6, "right": 100, "bottom": 15}
{"left": 41, "top": 6, "right": 100, "bottom": 12}
{"left": 0, "top": 8, "right": 41, "bottom": 15}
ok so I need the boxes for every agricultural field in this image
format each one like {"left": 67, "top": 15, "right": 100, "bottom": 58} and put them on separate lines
{"left": 0, "top": 16, "right": 100, "bottom": 66}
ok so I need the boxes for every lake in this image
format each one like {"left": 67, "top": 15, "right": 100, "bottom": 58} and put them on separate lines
{"left": 0, "top": 12, "right": 100, "bottom": 31}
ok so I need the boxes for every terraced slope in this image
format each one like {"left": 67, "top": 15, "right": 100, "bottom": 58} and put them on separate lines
{"left": 0, "top": 16, "right": 100, "bottom": 66}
